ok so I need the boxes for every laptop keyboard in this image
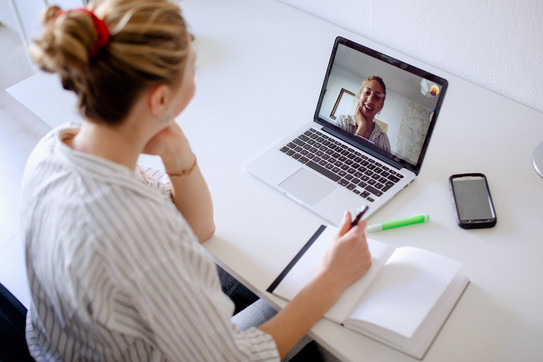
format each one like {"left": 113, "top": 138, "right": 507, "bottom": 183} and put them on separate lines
{"left": 280, "top": 128, "right": 404, "bottom": 202}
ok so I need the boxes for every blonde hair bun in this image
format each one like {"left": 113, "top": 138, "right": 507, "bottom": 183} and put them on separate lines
{"left": 29, "top": 0, "right": 190, "bottom": 125}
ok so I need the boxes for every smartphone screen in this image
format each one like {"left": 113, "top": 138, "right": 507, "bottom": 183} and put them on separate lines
{"left": 450, "top": 174, "right": 496, "bottom": 228}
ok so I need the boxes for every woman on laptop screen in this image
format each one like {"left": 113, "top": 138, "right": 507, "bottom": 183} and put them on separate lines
{"left": 21, "top": 0, "right": 372, "bottom": 360}
{"left": 336, "top": 76, "right": 391, "bottom": 152}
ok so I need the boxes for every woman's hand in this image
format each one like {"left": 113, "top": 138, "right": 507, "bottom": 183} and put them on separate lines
{"left": 143, "top": 123, "right": 195, "bottom": 173}
{"left": 258, "top": 211, "right": 371, "bottom": 357}
{"left": 316, "top": 211, "right": 372, "bottom": 294}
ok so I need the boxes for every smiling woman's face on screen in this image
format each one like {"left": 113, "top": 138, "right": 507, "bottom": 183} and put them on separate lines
{"left": 356, "top": 79, "right": 385, "bottom": 122}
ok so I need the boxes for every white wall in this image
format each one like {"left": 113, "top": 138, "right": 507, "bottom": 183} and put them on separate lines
{"left": 3, "top": 0, "right": 542, "bottom": 114}
{"left": 277, "top": 0, "right": 543, "bottom": 114}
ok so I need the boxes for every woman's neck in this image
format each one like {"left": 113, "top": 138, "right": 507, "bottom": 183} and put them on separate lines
{"left": 66, "top": 120, "right": 146, "bottom": 171}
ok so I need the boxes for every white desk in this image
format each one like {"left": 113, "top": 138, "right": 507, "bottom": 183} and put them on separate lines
{"left": 7, "top": 0, "right": 543, "bottom": 361}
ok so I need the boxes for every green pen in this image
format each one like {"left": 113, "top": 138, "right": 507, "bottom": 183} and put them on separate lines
{"left": 366, "top": 214, "right": 430, "bottom": 233}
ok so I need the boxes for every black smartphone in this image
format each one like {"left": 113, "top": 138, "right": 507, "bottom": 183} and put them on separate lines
{"left": 449, "top": 173, "right": 497, "bottom": 229}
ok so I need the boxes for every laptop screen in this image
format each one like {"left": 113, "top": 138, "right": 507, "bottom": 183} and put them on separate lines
{"left": 314, "top": 36, "right": 448, "bottom": 174}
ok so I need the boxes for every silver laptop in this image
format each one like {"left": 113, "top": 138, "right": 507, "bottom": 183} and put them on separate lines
{"left": 247, "top": 36, "right": 448, "bottom": 225}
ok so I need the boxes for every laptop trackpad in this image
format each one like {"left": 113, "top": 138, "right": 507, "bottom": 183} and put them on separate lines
{"left": 279, "top": 168, "right": 335, "bottom": 206}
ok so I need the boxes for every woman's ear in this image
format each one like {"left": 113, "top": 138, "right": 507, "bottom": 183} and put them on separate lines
{"left": 148, "top": 84, "right": 170, "bottom": 118}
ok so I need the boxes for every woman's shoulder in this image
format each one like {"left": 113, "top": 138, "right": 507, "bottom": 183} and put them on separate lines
{"left": 335, "top": 114, "right": 355, "bottom": 129}
{"left": 336, "top": 114, "right": 353, "bottom": 122}
{"left": 29, "top": 121, "right": 80, "bottom": 153}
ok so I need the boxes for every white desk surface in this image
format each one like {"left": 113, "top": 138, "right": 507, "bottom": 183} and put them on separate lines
{"left": 7, "top": 0, "right": 543, "bottom": 361}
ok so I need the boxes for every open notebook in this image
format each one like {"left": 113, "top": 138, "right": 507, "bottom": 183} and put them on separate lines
{"left": 267, "top": 225, "right": 469, "bottom": 359}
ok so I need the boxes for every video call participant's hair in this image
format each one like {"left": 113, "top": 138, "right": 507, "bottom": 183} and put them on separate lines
{"left": 29, "top": 0, "right": 191, "bottom": 125}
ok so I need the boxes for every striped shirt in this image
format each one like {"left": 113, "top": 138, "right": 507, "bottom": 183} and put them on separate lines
{"left": 21, "top": 124, "right": 279, "bottom": 361}
{"left": 335, "top": 114, "right": 391, "bottom": 152}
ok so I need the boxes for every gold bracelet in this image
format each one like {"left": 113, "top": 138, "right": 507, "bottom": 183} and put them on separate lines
{"left": 167, "top": 157, "right": 197, "bottom": 178}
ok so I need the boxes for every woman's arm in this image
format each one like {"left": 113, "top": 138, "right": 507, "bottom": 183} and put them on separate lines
{"left": 258, "top": 212, "right": 372, "bottom": 358}
{"left": 143, "top": 123, "right": 215, "bottom": 242}
{"left": 167, "top": 162, "right": 215, "bottom": 242}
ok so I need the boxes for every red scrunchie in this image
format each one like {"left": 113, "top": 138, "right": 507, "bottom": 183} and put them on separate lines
{"left": 56, "top": 8, "right": 110, "bottom": 58}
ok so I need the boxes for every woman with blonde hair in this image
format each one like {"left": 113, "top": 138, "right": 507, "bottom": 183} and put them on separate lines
{"left": 336, "top": 76, "right": 391, "bottom": 152}
{"left": 22, "top": 0, "right": 372, "bottom": 360}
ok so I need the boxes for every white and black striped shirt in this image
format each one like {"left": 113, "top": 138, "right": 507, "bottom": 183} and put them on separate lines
{"left": 21, "top": 124, "right": 279, "bottom": 361}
